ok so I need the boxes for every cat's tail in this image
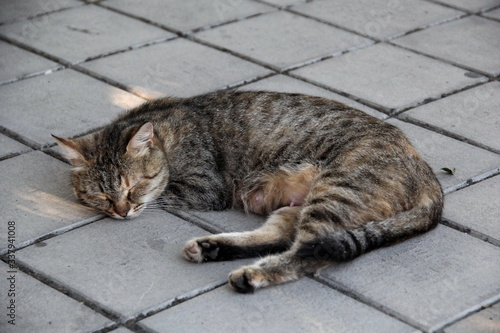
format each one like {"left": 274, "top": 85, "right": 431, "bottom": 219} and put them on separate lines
{"left": 295, "top": 196, "right": 443, "bottom": 262}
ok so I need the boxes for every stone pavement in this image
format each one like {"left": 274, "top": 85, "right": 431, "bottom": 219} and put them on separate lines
{"left": 0, "top": 0, "right": 499, "bottom": 332}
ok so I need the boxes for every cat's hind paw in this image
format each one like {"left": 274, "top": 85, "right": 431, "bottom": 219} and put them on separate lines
{"left": 228, "top": 266, "right": 269, "bottom": 294}
{"left": 182, "top": 238, "right": 220, "bottom": 263}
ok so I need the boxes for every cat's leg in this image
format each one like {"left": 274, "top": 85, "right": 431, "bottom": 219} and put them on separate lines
{"left": 227, "top": 239, "right": 330, "bottom": 293}
{"left": 183, "top": 206, "right": 300, "bottom": 262}
{"left": 227, "top": 184, "right": 353, "bottom": 293}
{"left": 227, "top": 176, "right": 437, "bottom": 293}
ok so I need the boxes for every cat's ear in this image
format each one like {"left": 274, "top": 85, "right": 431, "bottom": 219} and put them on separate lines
{"left": 52, "top": 135, "right": 88, "bottom": 170}
{"left": 126, "top": 122, "right": 154, "bottom": 157}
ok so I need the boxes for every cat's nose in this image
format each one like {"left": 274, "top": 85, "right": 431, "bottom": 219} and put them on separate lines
{"left": 114, "top": 202, "right": 130, "bottom": 218}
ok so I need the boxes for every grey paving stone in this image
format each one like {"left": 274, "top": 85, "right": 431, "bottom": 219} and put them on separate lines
{"left": 108, "top": 328, "right": 135, "bottom": 333}
{"left": 240, "top": 74, "right": 387, "bottom": 119}
{"left": 292, "top": 43, "right": 485, "bottom": 112}
{"left": 444, "top": 302, "right": 500, "bottom": 333}
{"left": 16, "top": 210, "right": 252, "bottom": 318}
{"left": 141, "top": 278, "right": 418, "bottom": 333}
{"left": 291, "top": 0, "right": 464, "bottom": 40}
{"left": 483, "top": 7, "right": 500, "bottom": 19}
{"left": 0, "top": 40, "right": 60, "bottom": 84}
{"left": 0, "top": 134, "right": 31, "bottom": 159}
{"left": 393, "top": 16, "right": 500, "bottom": 76}
{"left": 82, "top": 39, "right": 271, "bottom": 98}
{"left": 0, "top": 262, "right": 112, "bottom": 333}
{"left": 190, "top": 209, "right": 265, "bottom": 232}
{"left": 196, "top": 10, "right": 373, "bottom": 70}
{"left": 0, "top": 69, "right": 145, "bottom": 148}
{"left": 0, "top": 5, "right": 172, "bottom": 63}
{"left": 402, "top": 82, "right": 500, "bottom": 153}
{"left": 103, "top": 0, "right": 273, "bottom": 32}
{"left": 444, "top": 175, "right": 500, "bottom": 242}
{"left": 386, "top": 119, "right": 500, "bottom": 191}
{"left": 432, "top": 0, "right": 500, "bottom": 12}
{"left": 263, "top": 0, "right": 307, "bottom": 5}
{"left": 0, "top": 151, "right": 98, "bottom": 251}
{"left": 320, "top": 225, "right": 500, "bottom": 330}
{"left": 0, "top": 0, "right": 81, "bottom": 24}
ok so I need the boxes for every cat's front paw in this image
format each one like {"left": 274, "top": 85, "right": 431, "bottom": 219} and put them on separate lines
{"left": 182, "top": 238, "right": 220, "bottom": 263}
{"left": 228, "top": 266, "right": 269, "bottom": 294}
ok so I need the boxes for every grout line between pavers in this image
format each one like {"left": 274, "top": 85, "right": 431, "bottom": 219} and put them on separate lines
{"left": 440, "top": 218, "right": 500, "bottom": 248}
{"left": 122, "top": 280, "right": 227, "bottom": 327}
{"left": 284, "top": 6, "right": 497, "bottom": 81}
{"left": 88, "top": 321, "right": 122, "bottom": 333}
{"left": 0, "top": 30, "right": 173, "bottom": 102}
{"left": 386, "top": 40, "right": 498, "bottom": 80}
{"left": 96, "top": 1, "right": 279, "bottom": 37}
{"left": 168, "top": 210, "right": 225, "bottom": 234}
{"left": 71, "top": 63, "right": 151, "bottom": 98}
{"left": 100, "top": 3, "right": 498, "bottom": 120}
{"left": 279, "top": 39, "right": 377, "bottom": 73}
{"left": 0, "top": 149, "right": 33, "bottom": 162}
{"left": 0, "top": 1, "right": 496, "bottom": 166}
{"left": 72, "top": 35, "right": 179, "bottom": 65}
{"left": 249, "top": 0, "right": 292, "bottom": 10}
{"left": 0, "top": 2, "right": 86, "bottom": 27}
{"left": 0, "top": 215, "right": 105, "bottom": 256}
{"left": 0, "top": 133, "right": 34, "bottom": 161}
{"left": 284, "top": 3, "right": 469, "bottom": 44}
{"left": 381, "top": 12, "right": 469, "bottom": 42}
{"left": 1, "top": 257, "right": 124, "bottom": 325}
{"left": 188, "top": 10, "right": 279, "bottom": 35}
{"left": 313, "top": 275, "right": 427, "bottom": 332}
{"left": 284, "top": 7, "right": 380, "bottom": 42}
{"left": 202, "top": 72, "right": 280, "bottom": 97}
{"left": 480, "top": 8, "right": 500, "bottom": 23}
{"left": 0, "top": 34, "right": 72, "bottom": 66}
{"left": 79, "top": 0, "right": 107, "bottom": 4}
{"left": 4, "top": 251, "right": 227, "bottom": 333}
{"left": 124, "top": 322, "right": 158, "bottom": 333}
{"left": 0, "top": 64, "right": 65, "bottom": 87}
{"left": 395, "top": 105, "right": 500, "bottom": 155}
{"left": 93, "top": 2, "right": 183, "bottom": 35}
{"left": 0, "top": 3, "right": 497, "bottom": 331}
{"left": 423, "top": 0, "right": 500, "bottom": 14}
{"left": 2, "top": 219, "right": 226, "bottom": 333}
{"left": 443, "top": 167, "right": 500, "bottom": 195}
{"left": 0, "top": 124, "right": 45, "bottom": 150}
{"left": 285, "top": 70, "right": 393, "bottom": 114}
{"left": 428, "top": 293, "right": 500, "bottom": 333}
{"left": 2, "top": 0, "right": 485, "bottom": 110}
{"left": 387, "top": 78, "right": 492, "bottom": 117}
{"left": 185, "top": 34, "right": 281, "bottom": 72}
{"left": 221, "top": 72, "right": 279, "bottom": 91}
{"left": 187, "top": 31, "right": 373, "bottom": 81}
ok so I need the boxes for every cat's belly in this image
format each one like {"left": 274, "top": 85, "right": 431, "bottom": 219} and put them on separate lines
{"left": 237, "top": 163, "right": 320, "bottom": 215}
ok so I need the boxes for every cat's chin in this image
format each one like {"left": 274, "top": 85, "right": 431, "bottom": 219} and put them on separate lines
{"left": 109, "top": 214, "right": 135, "bottom": 220}
{"left": 107, "top": 209, "right": 144, "bottom": 220}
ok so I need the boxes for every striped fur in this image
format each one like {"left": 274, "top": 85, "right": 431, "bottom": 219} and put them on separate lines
{"left": 55, "top": 91, "right": 443, "bottom": 293}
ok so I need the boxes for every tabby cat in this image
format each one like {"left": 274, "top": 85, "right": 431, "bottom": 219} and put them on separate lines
{"left": 54, "top": 91, "right": 443, "bottom": 293}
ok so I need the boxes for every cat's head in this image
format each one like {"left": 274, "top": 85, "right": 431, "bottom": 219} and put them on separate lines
{"left": 53, "top": 122, "right": 168, "bottom": 219}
